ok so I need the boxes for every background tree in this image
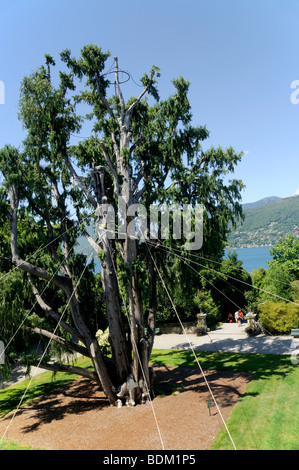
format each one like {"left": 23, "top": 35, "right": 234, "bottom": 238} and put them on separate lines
{"left": 269, "top": 234, "right": 299, "bottom": 279}
{"left": 0, "top": 45, "right": 244, "bottom": 406}
{"left": 245, "top": 236, "right": 299, "bottom": 333}
{"left": 248, "top": 236, "right": 299, "bottom": 309}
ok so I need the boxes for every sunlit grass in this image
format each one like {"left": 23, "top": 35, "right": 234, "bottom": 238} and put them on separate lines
{"left": 0, "top": 356, "right": 92, "bottom": 419}
{"left": 0, "top": 438, "right": 41, "bottom": 450}
{"left": 150, "top": 349, "right": 299, "bottom": 450}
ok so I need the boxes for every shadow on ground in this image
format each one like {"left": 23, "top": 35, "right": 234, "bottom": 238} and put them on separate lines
{"left": 1, "top": 366, "right": 250, "bottom": 435}
{"left": 1, "top": 378, "right": 109, "bottom": 434}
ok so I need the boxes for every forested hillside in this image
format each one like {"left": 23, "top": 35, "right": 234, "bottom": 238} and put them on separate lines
{"left": 228, "top": 195, "right": 299, "bottom": 247}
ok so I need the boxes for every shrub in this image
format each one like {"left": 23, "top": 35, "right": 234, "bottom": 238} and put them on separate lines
{"left": 258, "top": 301, "right": 299, "bottom": 335}
{"left": 194, "top": 291, "right": 220, "bottom": 328}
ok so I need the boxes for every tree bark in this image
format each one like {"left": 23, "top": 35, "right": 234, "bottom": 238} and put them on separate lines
{"left": 38, "top": 362, "right": 100, "bottom": 382}
{"left": 29, "top": 327, "right": 89, "bottom": 358}
{"left": 147, "top": 256, "right": 158, "bottom": 358}
{"left": 99, "top": 235, "right": 131, "bottom": 383}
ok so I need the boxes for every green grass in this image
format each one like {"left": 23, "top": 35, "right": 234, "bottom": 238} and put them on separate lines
{"left": 150, "top": 349, "right": 299, "bottom": 450}
{"left": 154, "top": 380, "right": 184, "bottom": 398}
{"left": 211, "top": 367, "right": 299, "bottom": 450}
{"left": 150, "top": 348, "right": 294, "bottom": 378}
{"left": 0, "top": 438, "right": 40, "bottom": 450}
{"left": 1, "top": 351, "right": 298, "bottom": 450}
{"left": 0, "top": 356, "right": 92, "bottom": 419}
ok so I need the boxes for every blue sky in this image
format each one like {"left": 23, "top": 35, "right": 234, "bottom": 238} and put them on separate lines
{"left": 1, "top": 0, "right": 299, "bottom": 204}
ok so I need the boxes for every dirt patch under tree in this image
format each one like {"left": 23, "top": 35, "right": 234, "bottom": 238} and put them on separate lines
{"left": 0, "top": 366, "right": 250, "bottom": 450}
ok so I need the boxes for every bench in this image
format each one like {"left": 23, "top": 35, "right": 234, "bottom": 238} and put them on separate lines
{"left": 144, "top": 328, "right": 160, "bottom": 335}
{"left": 291, "top": 329, "right": 299, "bottom": 338}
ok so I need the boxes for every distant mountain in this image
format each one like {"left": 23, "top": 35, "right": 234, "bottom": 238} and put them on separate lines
{"left": 242, "top": 196, "right": 282, "bottom": 210}
{"left": 228, "top": 195, "right": 299, "bottom": 248}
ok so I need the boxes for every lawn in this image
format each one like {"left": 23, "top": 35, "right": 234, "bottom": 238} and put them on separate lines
{"left": 0, "top": 438, "right": 38, "bottom": 450}
{"left": 150, "top": 349, "right": 299, "bottom": 450}
{"left": 0, "top": 350, "right": 298, "bottom": 450}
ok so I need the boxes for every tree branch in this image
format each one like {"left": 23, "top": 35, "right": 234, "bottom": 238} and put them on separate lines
{"left": 38, "top": 361, "right": 100, "bottom": 383}
{"left": 29, "top": 327, "right": 89, "bottom": 358}
{"left": 83, "top": 226, "right": 102, "bottom": 253}
{"left": 64, "top": 155, "right": 97, "bottom": 209}
{"left": 114, "top": 57, "right": 125, "bottom": 124}
{"left": 165, "top": 175, "right": 201, "bottom": 191}
{"left": 111, "top": 133, "right": 121, "bottom": 165}
{"left": 28, "top": 275, "right": 84, "bottom": 342}
{"left": 191, "top": 154, "right": 209, "bottom": 173}
{"left": 95, "top": 74, "right": 115, "bottom": 120}
{"left": 130, "top": 134, "right": 145, "bottom": 155}
{"left": 100, "top": 140, "right": 120, "bottom": 197}
{"left": 132, "top": 185, "right": 147, "bottom": 203}
{"left": 8, "top": 184, "right": 71, "bottom": 292}
{"left": 125, "top": 69, "right": 156, "bottom": 124}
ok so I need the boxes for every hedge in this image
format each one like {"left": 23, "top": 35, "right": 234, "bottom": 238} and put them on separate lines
{"left": 258, "top": 301, "right": 299, "bottom": 335}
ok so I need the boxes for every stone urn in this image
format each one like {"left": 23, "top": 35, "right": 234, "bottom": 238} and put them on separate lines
{"left": 245, "top": 312, "right": 256, "bottom": 327}
{"left": 195, "top": 311, "right": 208, "bottom": 336}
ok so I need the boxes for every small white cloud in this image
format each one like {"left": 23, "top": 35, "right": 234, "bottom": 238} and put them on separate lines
{"left": 295, "top": 188, "right": 299, "bottom": 195}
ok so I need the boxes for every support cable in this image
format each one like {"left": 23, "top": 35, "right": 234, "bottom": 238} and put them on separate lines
{"left": 0, "top": 250, "right": 94, "bottom": 444}
{"left": 144, "top": 239, "right": 237, "bottom": 451}
{"left": 0, "top": 240, "right": 94, "bottom": 364}
{"left": 146, "top": 239, "right": 294, "bottom": 354}
{"left": 100, "top": 233, "right": 165, "bottom": 450}
{"left": 166, "top": 245, "right": 299, "bottom": 299}
{"left": 188, "top": 250, "right": 296, "bottom": 289}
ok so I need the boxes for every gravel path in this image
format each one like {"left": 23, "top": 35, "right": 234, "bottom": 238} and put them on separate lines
{"left": 153, "top": 323, "right": 299, "bottom": 356}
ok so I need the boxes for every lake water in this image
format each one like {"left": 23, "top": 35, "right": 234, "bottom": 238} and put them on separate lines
{"left": 225, "top": 246, "right": 273, "bottom": 273}
{"left": 85, "top": 238, "right": 272, "bottom": 275}
{"left": 91, "top": 245, "right": 272, "bottom": 275}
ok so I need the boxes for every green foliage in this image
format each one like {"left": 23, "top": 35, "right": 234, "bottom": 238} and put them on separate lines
{"left": 269, "top": 234, "right": 299, "bottom": 278}
{"left": 95, "top": 328, "right": 111, "bottom": 356}
{"left": 155, "top": 252, "right": 198, "bottom": 323}
{"left": 194, "top": 250, "right": 252, "bottom": 323}
{"left": 290, "top": 280, "right": 299, "bottom": 301}
{"left": 194, "top": 290, "right": 220, "bottom": 327}
{"left": 0, "top": 268, "right": 33, "bottom": 364}
{"left": 257, "top": 301, "right": 299, "bottom": 335}
{"left": 248, "top": 236, "right": 299, "bottom": 316}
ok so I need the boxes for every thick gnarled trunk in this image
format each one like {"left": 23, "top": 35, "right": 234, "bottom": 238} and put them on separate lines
{"left": 99, "top": 236, "right": 131, "bottom": 384}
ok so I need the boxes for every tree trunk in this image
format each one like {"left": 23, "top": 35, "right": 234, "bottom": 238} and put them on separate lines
{"left": 99, "top": 236, "right": 131, "bottom": 383}
{"left": 96, "top": 192, "right": 131, "bottom": 385}
{"left": 63, "top": 284, "right": 118, "bottom": 404}
{"left": 147, "top": 257, "right": 158, "bottom": 358}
